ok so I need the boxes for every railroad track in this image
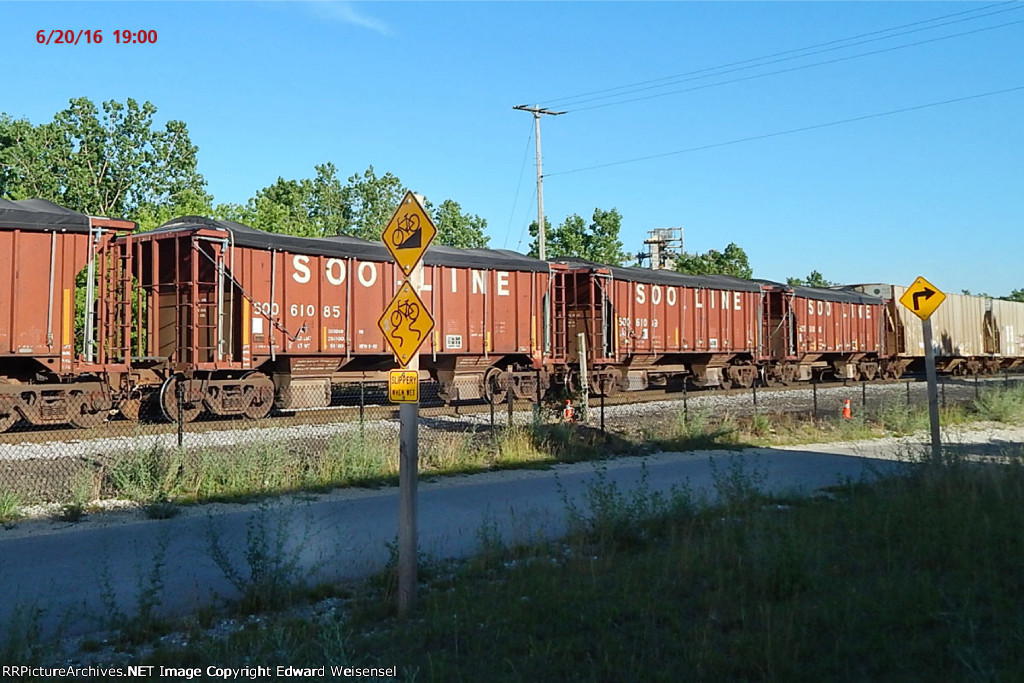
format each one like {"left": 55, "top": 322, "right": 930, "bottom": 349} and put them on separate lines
{"left": 5, "top": 374, "right": 1013, "bottom": 447}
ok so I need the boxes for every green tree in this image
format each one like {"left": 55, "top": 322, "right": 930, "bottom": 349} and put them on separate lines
{"left": 0, "top": 97, "right": 209, "bottom": 221}
{"left": 217, "top": 162, "right": 374, "bottom": 239}
{"left": 221, "top": 164, "right": 488, "bottom": 248}
{"left": 674, "top": 242, "right": 753, "bottom": 279}
{"left": 430, "top": 199, "right": 489, "bottom": 249}
{"left": 1003, "top": 289, "right": 1024, "bottom": 303}
{"left": 527, "top": 207, "right": 628, "bottom": 265}
{"left": 587, "top": 208, "right": 629, "bottom": 265}
{"left": 340, "top": 165, "right": 404, "bottom": 241}
{"left": 787, "top": 270, "right": 836, "bottom": 287}
{"left": 535, "top": 213, "right": 587, "bottom": 260}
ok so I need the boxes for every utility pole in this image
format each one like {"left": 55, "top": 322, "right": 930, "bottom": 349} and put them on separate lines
{"left": 513, "top": 105, "right": 564, "bottom": 260}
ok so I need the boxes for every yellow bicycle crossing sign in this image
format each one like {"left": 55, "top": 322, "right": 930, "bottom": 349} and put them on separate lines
{"left": 381, "top": 191, "right": 437, "bottom": 276}
{"left": 377, "top": 280, "right": 435, "bottom": 366}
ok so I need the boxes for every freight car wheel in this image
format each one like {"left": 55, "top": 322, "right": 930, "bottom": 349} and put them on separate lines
{"left": 595, "top": 369, "right": 622, "bottom": 397}
{"left": 159, "top": 376, "right": 202, "bottom": 423}
{"left": 68, "top": 393, "right": 107, "bottom": 428}
{"left": 119, "top": 388, "right": 152, "bottom": 421}
{"left": 483, "top": 368, "right": 508, "bottom": 405}
{"left": 241, "top": 372, "right": 275, "bottom": 420}
{"left": 120, "top": 398, "right": 141, "bottom": 421}
{"left": 763, "top": 367, "right": 786, "bottom": 387}
{"left": 727, "top": 365, "right": 757, "bottom": 390}
{"left": 0, "top": 380, "right": 17, "bottom": 432}
{"left": 778, "top": 364, "right": 797, "bottom": 386}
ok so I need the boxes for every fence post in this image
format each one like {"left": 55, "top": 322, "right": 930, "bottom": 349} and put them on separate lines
{"left": 359, "top": 381, "right": 365, "bottom": 424}
{"left": 812, "top": 377, "right": 818, "bottom": 419}
{"left": 752, "top": 382, "right": 757, "bottom": 416}
{"left": 683, "top": 378, "right": 689, "bottom": 423}
{"left": 600, "top": 390, "right": 605, "bottom": 433}
{"left": 490, "top": 399, "right": 495, "bottom": 432}
{"left": 862, "top": 381, "right": 867, "bottom": 411}
{"left": 175, "top": 379, "right": 184, "bottom": 449}
{"left": 507, "top": 389, "right": 514, "bottom": 427}
{"left": 975, "top": 374, "right": 980, "bottom": 399}
{"left": 577, "top": 332, "right": 589, "bottom": 425}
{"left": 906, "top": 380, "right": 911, "bottom": 406}
{"left": 535, "top": 369, "right": 542, "bottom": 425}
{"left": 941, "top": 376, "right": 946, "bottom": 407}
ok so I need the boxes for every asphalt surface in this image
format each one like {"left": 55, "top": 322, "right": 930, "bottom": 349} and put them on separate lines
{"left": 0, "top": 439, "right": 931, "bottom": 640}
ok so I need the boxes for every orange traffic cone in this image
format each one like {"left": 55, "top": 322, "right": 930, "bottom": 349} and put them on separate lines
{"left": 842, "top": 399, "right": 852, "bottom": 420}
{"left": 563, "top": 399, "right": 575, "bottom": 422}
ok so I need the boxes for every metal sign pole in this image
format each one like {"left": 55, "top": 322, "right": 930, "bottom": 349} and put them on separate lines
{"left": 921, "top": 317, "right": 942, "bottom": 462}
{"left": 378, "top": 191, "right": 438, "bottom": 617}
{"left": 398, "top": 260, "right": 422, "bottom": 616}
{"left": 899, "top": 275, "right": 946, "bottom": 463}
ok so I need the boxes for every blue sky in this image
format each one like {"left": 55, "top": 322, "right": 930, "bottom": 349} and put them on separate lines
{"left": 3, "top": 1, "right": 1021, "bottom": 295}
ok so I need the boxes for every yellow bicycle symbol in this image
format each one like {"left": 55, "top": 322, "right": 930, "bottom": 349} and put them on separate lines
{"left": 390, "top": 212, "right": 421, "bottom": 250}
{"left": 388, "top": 299, "right": 423, "bottom": 347}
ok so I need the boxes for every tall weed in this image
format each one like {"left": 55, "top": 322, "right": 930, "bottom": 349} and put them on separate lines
{"left": 0, "top": 490, "right": 21, "bottom": 524}
{"left": 207, "top": 502, "right": 313, "bottom": 614}
{"left": 973, "top": 385, "right": 1024, "bottom": 423}
{"left": 563, "top": 463, "right": 695, "bottom": 551}
{"left": 110, "top": 444, "right": 183, "bottom": 503}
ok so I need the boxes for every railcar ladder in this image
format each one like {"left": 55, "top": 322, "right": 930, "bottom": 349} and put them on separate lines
{"left": 551, "top": 272, "right": 569, "bottom": 360}
{"left": 590, "top": 274, "right": 612, "bottom": 361}
{"left": 188, "top": 240, "right": 222, "bottom": 364}
{"left": 100, "top": 237, "right": 134, "bottom": 365}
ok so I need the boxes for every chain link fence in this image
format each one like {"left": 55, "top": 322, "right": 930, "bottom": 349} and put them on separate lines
{"left": 1, "top": 373, "right": 1022, "bottom": 507}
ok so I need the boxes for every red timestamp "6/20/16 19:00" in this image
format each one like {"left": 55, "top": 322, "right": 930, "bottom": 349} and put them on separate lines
{"left": 36, "top": 29, "right": 158, "bottom": 45}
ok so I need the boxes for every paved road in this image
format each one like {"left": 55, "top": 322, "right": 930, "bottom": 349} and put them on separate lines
{"left": 0, "top": 438, "right": 959, "bottom": 638}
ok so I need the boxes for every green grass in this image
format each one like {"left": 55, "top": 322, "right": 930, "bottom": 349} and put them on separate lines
{"left": 0, "top": 490, "right": 21, "bottom": 524}
{"left": 6, "top": 382, "right": 1001, "bottom": 515}
{"left": 337, "top": 447, "right": 1024, "bottom": 681}
{"left": 105, "top": 444, "right": 1024, "bottom": 682}
{"left": 643, "top": 409, "right": 746, "bottom": 451}
{"left": 973, "top": 383, "right": 1024, "bottom": 422}
{"left": 18, "top": 384, "right": 1024, "bottom": 677}
{"left": 101, "top": 420, "right": 621, "bottom": 508}
{"left": 0, "top": 383, "right": 1012, "bottom": 516}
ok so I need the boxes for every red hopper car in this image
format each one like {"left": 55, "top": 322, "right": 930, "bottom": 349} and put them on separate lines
{"left": 125, "top": 216, "right": 552, "bottom": 421}
{"left": 0, "top": 199, "right": 135, "bottom": 431}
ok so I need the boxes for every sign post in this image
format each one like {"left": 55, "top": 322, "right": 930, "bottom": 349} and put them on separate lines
{"left": 378, "top": 191, "right": 437, "bottom": 615}
{"left": 899, "top": 276, "right": 947, "bottom": 462}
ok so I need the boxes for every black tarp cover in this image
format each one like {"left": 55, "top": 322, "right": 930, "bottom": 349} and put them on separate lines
{"left": 552, "top": 258, "right": 764, "bottom": 292}
{"left": 787, "top": 285, "right": 884, "bottom": 305}
{"left": 0, "top": 198, "right": 93, "bottom": 232}
{"left": 152, "top": 216, "right": 551, "bottom": 273}
{"left": 751, "top": 278, "right": 885, "bottom": 305}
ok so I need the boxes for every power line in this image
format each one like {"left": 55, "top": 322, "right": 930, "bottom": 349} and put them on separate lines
{"left": 544, "top": 85, "right": 1024, "bottom": 178}
{"left": 567, "top": 18, "right": 1024, "bottom": 114}
{"left": 539, "top": 1, "right": 1021, "bottom": 109}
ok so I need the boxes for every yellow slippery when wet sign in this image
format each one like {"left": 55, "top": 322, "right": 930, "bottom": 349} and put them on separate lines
{"left": 899, "top": 276, "right": 947, "bottom": 321}
{"left": 389, "top": 370, "right": 419, "bottom": 403}
{"left": 377, "top": 281, "right": 435, "bottom": 366}
{"left": 382, "top": 191, "right": 437, "bottom": 276}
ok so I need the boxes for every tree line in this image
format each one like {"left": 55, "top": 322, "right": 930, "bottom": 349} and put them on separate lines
{"left": 2, "top": 97, "right": 1020, "bottom": 301}
{"left": 0, "top": 97, "right": 489, "bottom": 248}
